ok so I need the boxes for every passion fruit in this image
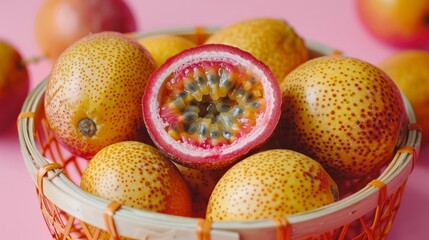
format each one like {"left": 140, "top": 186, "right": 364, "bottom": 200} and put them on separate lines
{"left": 80, "top": 141, "right": 192, "bottom": 239}
{"left": 137, "top": 34, "right": 197, "bottom": 67}
{"left": 44, "top": 32, "right": 156, "bottom": 159}
{"left": 206, "top": 149, "right": 339, "bottom": 221}
{"left": 275, "top": 55, "right": 406, "bottom": 178}
{"left": 142, "top": 44, "right": 281, "bottom": 169}
{"left": 205, "top": 18, "right": 309, "bottom": 83}
{"left": 34, "top": 0, "right": 136, "bottom": 62}
{"left": 378, "top": 50, "right": 429, "bottom": 144}
{"left": 0, "top": 40, "right": 29, "bottom": 133}
{"left": 80, "top": 141, "right": 192, "bottom": 216}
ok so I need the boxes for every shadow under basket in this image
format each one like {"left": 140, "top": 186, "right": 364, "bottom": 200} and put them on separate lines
{"left": 18, "top": 27, "right": 421, "bottom": 240}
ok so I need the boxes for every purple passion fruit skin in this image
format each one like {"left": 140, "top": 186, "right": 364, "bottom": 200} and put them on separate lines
{"left": 143, "top": 44, "right": 282, "bottom": 170}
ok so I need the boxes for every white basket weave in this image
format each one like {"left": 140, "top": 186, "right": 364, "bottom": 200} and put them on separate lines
{"left": 18, "top": 27, "right": 421, "bottom": 240}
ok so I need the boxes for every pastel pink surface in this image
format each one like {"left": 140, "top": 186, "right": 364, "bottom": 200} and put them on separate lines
{"left": 0, "top": 0, "right": 428, "bottom": 239}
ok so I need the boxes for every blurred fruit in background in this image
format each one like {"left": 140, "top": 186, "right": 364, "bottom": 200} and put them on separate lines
{"left": 357, "top": 0, "right": 429, "bottom": 47}
{"left": 34, "top": 0, "right": 136, "bottom": 62}
{"left": 379, "top": 50, "right": 429, "bottom": 144}
{"left": 137, "top": 34, "right": 196, "bottom": 67}
{"left": 0, "top": 40, "right": 29, "bottom": 133}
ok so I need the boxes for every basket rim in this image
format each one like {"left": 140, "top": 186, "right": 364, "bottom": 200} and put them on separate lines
{"left": 17, "top": 26, "right": 422, "bottom": 239}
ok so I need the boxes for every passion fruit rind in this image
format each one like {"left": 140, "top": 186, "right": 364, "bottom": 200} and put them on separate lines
{"left": 143, "top": 44, "right": 282, "bottom": 169}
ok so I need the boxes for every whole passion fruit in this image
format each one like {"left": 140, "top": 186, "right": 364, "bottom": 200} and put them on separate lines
{"left": 45, "top": 32, "right": 156, "bottom": 159}
{"left": 205, "top": 18, "right": 309, "bottom": 83}
{"left": 34, "top": 0, "right": 136, "bottom": 62}
{"left": 206, "top": 149, "right": 339, "bottom": 221}
{"left": 274, "top": 56, "right": 406, "bottom": 178}
{"left": 142, "top": 44, "right": 281, "bottom": 169}
{"left": 0, "top": 40, "right": 29, "bottom": 133}
{"left": 80, "top": 141, "right": 192, "bottom": 217}
{"left": 80, "top": 141, "right": 192, "bottom": 239}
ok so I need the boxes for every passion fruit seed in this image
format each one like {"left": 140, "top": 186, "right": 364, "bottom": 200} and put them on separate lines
{"left": 159, "top": 62, "right": 265, "bottom": 148}
{"left": 78, "top": 118, "right": 97, "bottom": 137}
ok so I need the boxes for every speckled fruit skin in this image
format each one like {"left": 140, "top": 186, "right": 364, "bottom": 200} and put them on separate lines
{"left": 205, "top": 18, "right": 308, "bottom": 83}
{"left": 174, "top": 163, "right": 227, "bottom": 218}
{"left": 80, "top": 141, "right": 192, "bottom": 239}
{"left": 0, "top": 40, "right": 29, "bottom": 133}
{"left": 206, "top": 149, "right": 339, "bottom": 221}
{"left": 274, "top": 56, "right": 406, "bottom": 178}
{"left": 44, "top": 32, "right": 156, "bottom": 159}
{"left": 80, "top": 141, "right": 192, "bottom": 216}
{"left": 142, "top": 44, "right": 282, "bottom": 170}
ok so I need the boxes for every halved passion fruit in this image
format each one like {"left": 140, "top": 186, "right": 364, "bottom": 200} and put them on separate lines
{"left": 142, "top": 44, "right": 281, "bottom": 169}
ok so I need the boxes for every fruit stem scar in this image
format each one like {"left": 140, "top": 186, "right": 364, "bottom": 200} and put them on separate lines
{"left": 78, "top": 118, "right": 97, "bottom": 137}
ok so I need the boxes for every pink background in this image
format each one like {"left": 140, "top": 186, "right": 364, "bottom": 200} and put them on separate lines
{"left": 0, "top": 0, "right": 428, "bottom": 239}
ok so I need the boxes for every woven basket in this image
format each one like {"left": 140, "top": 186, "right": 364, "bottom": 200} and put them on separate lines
{"left": 18, "top": 27, "right": 421, "bottom": 240}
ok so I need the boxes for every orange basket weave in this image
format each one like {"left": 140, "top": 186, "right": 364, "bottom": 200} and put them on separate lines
{"left": 18, "top": 27, "right": 421, "bottom": 240}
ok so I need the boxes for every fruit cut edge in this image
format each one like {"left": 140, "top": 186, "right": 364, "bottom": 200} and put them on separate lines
{"left": 142, "top": 44, "right": 281, "bottom": 167}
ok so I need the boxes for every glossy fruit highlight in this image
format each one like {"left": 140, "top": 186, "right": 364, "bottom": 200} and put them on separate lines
{"left": 44, "top": 32, "right": 156, "bottom": 159}
{"left": 0, "top": 40, "right": 29, "bottom": 133}
{"left": 142, "top": 44, "right": 281, "bottom": 169}
{"left": 275, "top": 56, "right": 406, "bottom": 178}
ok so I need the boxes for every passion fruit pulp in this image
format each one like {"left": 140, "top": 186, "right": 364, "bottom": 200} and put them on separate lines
{"left": 143, "top": 44, "right": 281, "bottom": 169}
